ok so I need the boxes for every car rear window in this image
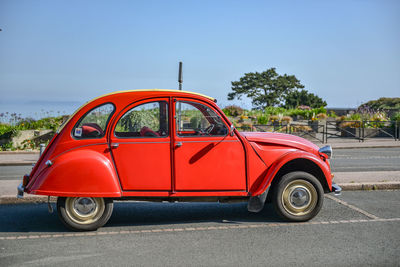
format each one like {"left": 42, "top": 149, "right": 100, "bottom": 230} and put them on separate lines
{"left": 73, "top": 103, "right": 115, "bottom": 139}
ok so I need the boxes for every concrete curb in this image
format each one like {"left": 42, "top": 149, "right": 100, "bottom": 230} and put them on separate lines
{"left": 0, "top": 162, "right": 35, "bottom": 166}
{"left": 339, "top": 182, "right": 400, "bottom": 191}
{"left": 0, "top": 151, "right": 39, "bottom": 155}
{"left": 1, "top": 182, "right": 399, "bottom": 205}
{"left": 0, "top": 195, "right": 57, "bottom": 205}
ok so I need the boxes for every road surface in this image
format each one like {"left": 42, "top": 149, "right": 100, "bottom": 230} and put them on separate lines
{"left": 0, "top": 190, "right": 399, "bottom": 266}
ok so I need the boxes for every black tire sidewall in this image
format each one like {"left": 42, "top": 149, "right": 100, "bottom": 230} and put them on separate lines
{"left": 273, "top": 171, "right": 324, "bottom": 222}
{"left": 57, "top": 197, "right": 113, "bottom": 231}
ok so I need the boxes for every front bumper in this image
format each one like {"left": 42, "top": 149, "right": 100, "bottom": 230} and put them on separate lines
{"left": 17, "top": 183, "right": 24, "bottom": 199}
{"left": 331, "top": 182, "right": 342, "bottom": 196}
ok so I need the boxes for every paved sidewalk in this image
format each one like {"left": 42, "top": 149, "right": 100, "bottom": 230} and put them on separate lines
{"left": 0, "top": 152, "right": 39, "bottom": 166}
{"left": 315, "top": 138, "right": 400, "bottom": 149}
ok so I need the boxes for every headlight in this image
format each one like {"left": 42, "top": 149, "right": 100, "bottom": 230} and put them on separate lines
{"left": 319, "top": 145, "right": 332, "bottom": 159}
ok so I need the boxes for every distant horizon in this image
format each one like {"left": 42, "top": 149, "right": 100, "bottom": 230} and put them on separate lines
{"left": 0, "top": 93, "right": 392, "bottom": 121}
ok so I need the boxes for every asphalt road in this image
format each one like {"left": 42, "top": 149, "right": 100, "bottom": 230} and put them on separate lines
{"left": 330, "top": 147, "right": 400, "bottom": 172}
{"left": 1, "top": 148, "right": 400, "bottom": 181}
{"left": 1, "top": 190, "right": 399, "bottom": 266}
{"left": 0, "top": 165, "right": 32, "bottom": 180}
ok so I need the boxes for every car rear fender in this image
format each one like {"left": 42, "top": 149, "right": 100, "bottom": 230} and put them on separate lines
{"left": 26, "top": 148, "right": 122, "bottom": 197}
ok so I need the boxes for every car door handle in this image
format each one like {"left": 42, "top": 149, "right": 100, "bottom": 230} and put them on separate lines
{"left": 176, "top": 142, "right": 182, "bottom": 148}
{"left": 111, "top": 143, "right": 119, "bottom": 149}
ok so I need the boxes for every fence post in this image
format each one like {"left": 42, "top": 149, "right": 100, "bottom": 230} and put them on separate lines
{"left": 361, "top": 121, "right": 364, "bottom": 142}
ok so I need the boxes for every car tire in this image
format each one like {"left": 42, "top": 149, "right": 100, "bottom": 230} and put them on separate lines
{"left": 272, "top": 171, "right": 324, "bottom": 222}
{"left": 57, "top": 197, "right": 113, "bottom": 231}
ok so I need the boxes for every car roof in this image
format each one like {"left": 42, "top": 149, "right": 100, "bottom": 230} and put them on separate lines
{"left": 56, "top": 89, "right": 215, "bottom": 133}
{"left": 94, "top": 89, "right": 215, "bottom": 102}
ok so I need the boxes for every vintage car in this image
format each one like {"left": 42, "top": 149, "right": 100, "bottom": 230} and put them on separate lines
{"left": 17, "top": 89, "right": 341, "bottom": 231}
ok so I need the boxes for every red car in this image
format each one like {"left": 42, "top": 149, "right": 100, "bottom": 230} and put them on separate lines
{"left": 17, "top": 89, "right": 340, "bottom": 231}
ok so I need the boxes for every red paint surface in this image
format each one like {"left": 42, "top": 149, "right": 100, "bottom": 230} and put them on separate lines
{"left": 24, "top": 90, "right": 333, "bottom": 198}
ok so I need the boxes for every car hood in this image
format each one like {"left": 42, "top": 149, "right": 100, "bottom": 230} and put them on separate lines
{"left": 241, "top": 132, "right": 320, "bottom": 153}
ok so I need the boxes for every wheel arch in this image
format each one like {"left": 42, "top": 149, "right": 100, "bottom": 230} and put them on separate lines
{"left": 267, "top": 158, "right": 331, "bottom": 202}
{"left": 250, "top": 149, "right": 332, "bottom": 196}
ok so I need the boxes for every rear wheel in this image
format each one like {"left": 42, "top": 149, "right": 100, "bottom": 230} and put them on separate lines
{"left": 57, "top": 197, "right": 113, "bottom": 231}
{"left": 272, "top": 171, "right": 324, "bottom": 222}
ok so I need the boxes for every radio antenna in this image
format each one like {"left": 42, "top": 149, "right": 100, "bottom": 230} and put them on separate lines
{"left": 178, "top": 61, "right": 183, "bottom": 90}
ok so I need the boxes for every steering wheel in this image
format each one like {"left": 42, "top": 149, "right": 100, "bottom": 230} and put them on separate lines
{"left": 198, "top": 124, "right": 214, "bottom": 135}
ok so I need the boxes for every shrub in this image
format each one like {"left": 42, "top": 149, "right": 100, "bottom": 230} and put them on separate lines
{"left": 391, "top": 112, "right": 400, "bottom": 122}
{"left": 0, "top": 124, "right": 18, "bottom": 140}
{"left": 257, "top": 115, "right": 269, "bottom": 124}
{"left": 371, "top": 112, "right": 387, "bottom": 122}
{"left": 317, "top": 113, "right": 327, "bottom": 120}
{"left": 348, "top": 113, "right": 362, "bottom": 121}
{"left": 264, "top": 107, "right": 287, "bottom": 116}
{"left": 328, "top": 111, "right": 337, "bottom": 118}
{"left": 222, "top": 105, "right": 244, "bottom": 117}
{"left": 269, "top": 115, "right": 279, "bottom": 122}
{"left": 291, "top": 125, "right": 312, "bottom": 132}
{"left": 359, "top": 97, "right": 400, "bottom": 111}
{"left": 281, "top": 116, "right": 293, "bottom": 123}
{"left": 297, "top": 105, "right": 311, "bottom": 110}
{"left": 340, "top": 121, "right": 362, "bottom": 128}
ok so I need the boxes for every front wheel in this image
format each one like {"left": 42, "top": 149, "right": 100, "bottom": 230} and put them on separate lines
{"left": 272, "top": 171, "right": 324, "bottom": 222}
{"left": 57, "top": 197, "right": 113, "bottom": 231}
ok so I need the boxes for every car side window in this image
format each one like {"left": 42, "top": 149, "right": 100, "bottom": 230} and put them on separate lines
{"left": 73, "top": 103, "right": 114, "bottom": 139}
{"left": 115, "top": 101, "right": 169, "bottom": 138}
{"left": 176, "top": 101, "right": 228, "bottom": 137}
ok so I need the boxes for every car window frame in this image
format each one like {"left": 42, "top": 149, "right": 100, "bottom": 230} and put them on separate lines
{"left": 71, "top": 102, "right": 116, "bottom": 140}
{"left": 113, "top": 99, "right": 170, "bottom": 139}
{"left": 174, "top": 99, "right": 229, "bottom": 138}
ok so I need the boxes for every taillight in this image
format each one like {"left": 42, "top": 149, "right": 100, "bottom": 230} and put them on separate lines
{"left": 22, "top": 174, "right": 30, "bottom": 187}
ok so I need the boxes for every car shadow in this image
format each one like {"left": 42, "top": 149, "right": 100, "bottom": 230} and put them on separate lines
{"left": 0, "top": 201, "right": 281, "bottom": 233}
{"left": 0, "top": 203, "right": 64, "bottom": 233}
{"left": 106, "top": 201, "right": 281, "bottom": 227}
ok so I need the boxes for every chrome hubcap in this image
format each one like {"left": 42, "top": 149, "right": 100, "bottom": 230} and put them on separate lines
{"left": 73, "top": 197, "right": 97, "bottom": 216}
{"left": 281, "top": 179, "right": 318, "bottom": 216}
{"left": 65, "top": 197, "right": 105, "bottom": 225}
{"left": 290, "top": 188, "right": 310, "bottom": 207}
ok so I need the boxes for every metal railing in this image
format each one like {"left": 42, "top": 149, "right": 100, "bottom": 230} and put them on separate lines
{"left": 239, "top": 120, "right": 399, "bottom": 143}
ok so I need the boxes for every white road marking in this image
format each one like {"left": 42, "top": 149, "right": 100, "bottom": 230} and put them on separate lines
{"left": 325, "top": 194, "right": 380, "bottom": 219}
{"left": 1, "top": 218, "right": 399, "bottom": 241}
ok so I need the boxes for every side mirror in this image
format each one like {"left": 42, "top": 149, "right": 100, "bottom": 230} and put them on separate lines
{"left": 230, "top": 124, "right": 235, "bottom": 136}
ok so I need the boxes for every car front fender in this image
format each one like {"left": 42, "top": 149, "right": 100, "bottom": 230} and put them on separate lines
{"left": 250, "top": 150, "right": 332, "bottom": 196}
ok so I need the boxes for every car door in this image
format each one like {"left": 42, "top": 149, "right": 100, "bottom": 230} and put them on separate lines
{"left": 110, "top": 98, "right": 171, "bottom": 191}
{"left": 173, "top": 98, "right": 246, "bottom": 191}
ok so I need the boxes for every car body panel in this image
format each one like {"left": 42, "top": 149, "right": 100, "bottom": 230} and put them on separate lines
{"left": 173, "top": 136, "right": 246, "bottom": 191}
{"left": 172, "top": 97, "right": 247, "bottom": 191}
{"left": 241, "top": 132, "right": 320, "bottom": 153}
{"left": 109, "top": 97, "right": 172, "bottom": 191}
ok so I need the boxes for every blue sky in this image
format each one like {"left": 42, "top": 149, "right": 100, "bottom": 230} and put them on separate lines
{"left": 0, "top": 0, "right": 399, "bottom": 117}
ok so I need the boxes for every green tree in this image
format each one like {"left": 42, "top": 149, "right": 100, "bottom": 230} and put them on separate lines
{"left": 283, "top": 89, "right": 327, "bottom": 109}
{"left": 228, "top": 68, "right": 304, "bottom": 109}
